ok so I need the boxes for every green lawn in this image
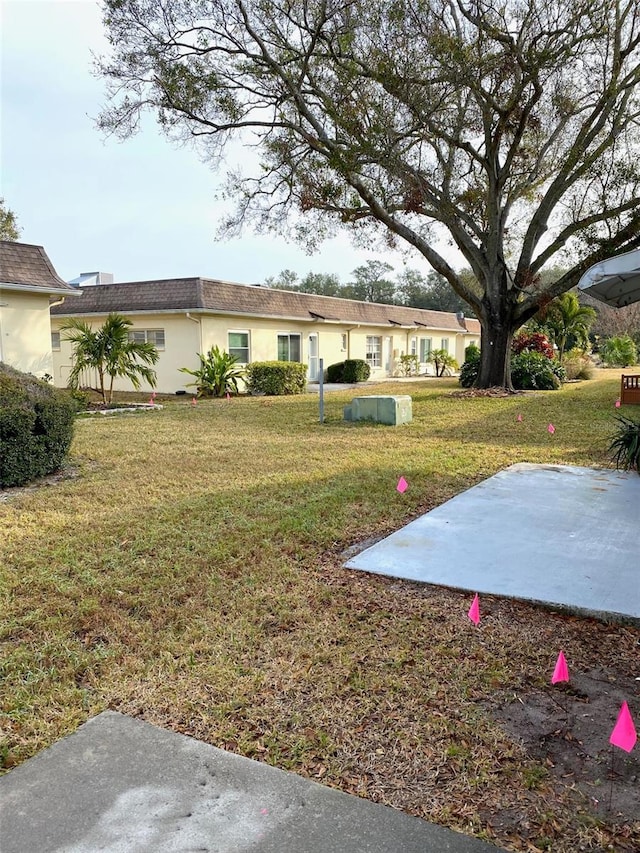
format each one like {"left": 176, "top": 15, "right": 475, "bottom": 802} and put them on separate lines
{"left": 1, "top": 371, "right": 638, "bottom": 851}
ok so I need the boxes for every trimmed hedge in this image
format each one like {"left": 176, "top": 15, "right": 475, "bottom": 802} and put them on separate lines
{"left": 245, "top": 361, "right": 308, "bottom": 395}
{"left": 0, "top": 363, "right": 75, "bottom": 487}
{"left": 326, "top": 359, "right": 371, "bottom": 383}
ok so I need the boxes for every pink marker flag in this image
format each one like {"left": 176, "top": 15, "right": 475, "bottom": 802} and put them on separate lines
{"left": 615, "top": 399, "right": 621, "bottom": 408}
{"left": 468, "top": 593, "right": 480, "bottom": 626}
{"left": 191, "top": 397, "right": 197, "bottom": 406}
{"left": 551, "top": 650, "right": 569, "bottom": 684}
{"left": 517, "top": 413, "right": 523, "bottom": 422}
{"left": 609, "top": 701, "right": 637, "bottom": 753}
{"left": 548, "top": 423, "right": 556, "bottom": 434}
{"left": 397, "top": 476, "right": 408, "bottom": 493}
{"left": 226, "top": 391, "right": 231, "bottom": 400}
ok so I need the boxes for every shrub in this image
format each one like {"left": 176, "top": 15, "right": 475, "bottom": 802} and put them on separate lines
{"left": 342, "top": 359, "right": 371, "bottom": 382}
{"left": 398, "top": 354, "right": 419, "bottom": 377}
{"left": 511, "top": 352, "right": 562, "bottom": 390}
{"left": 325, "top": 359, "right": 371, "bottom": 383}
{"left": 245, "top": 361, "right": 308, "bottom": 395}
{"left": 326, "top": 362, "right": 345, "bottom": 382}
{"left": 0, "top": 363, "right": 75, "bottom": 488}
{"left": 179, "top": 346, "right": 245, "bottom": 397}
{"left": 601, "top": 335, "right": 637, "bottom": 368}
{"left": 608, "top": 415, "right": 640, "bottom": 474}
{"left": 459, "top": 344, "right": 481, "bottom": 387}
{"left": 512, "top": 331, "right": 555, "bottom": 359}
{"left": 563, "top": 348, "right": 594, "bottom": 381}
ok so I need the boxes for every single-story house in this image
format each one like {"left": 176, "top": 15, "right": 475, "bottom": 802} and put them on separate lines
{"left": 0, "top": 241, "right": 77, "bottom": 379}
{"left": 50, "top": 276, "right": 481, "bottom": 393}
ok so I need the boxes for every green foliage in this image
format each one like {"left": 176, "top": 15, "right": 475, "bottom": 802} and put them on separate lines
{"left": 398, "top": 354, "right": 419, "bottom": 377}
{"left": 62, "top": 313, "right": 159, "bottom": 404}
{"left": 341, "top": 359, "right": 371, "bottom": 382}
{"left": 0, "top": 197, "right": 20, "bottom": 240}
{"left": 537, "top": 292, "right": 596, "bottom": 363}
{"left": 511, "top": 352, "right": 563, "bottom": 390}
{"left": 179, "top": 346, "right": 245, "bottom": 397}
{"left": 459, "top": 344, "right": 481, "bottom": 388}
{"left": 608, "top": 415, "right": 640, "bottom": 474}
{"left": 601, "top": 335, "right": 637, "bottom": 367}
{"left": 245, "top": 361, "right": 307, "bottom": 395}
{"left": 0, "top": 363, "right": 75, "bottom": 487}
{"left": 428, "top": 349, "right": 458, "bottom": 377}
{"left": 326, "top": 360, "right": 370, "bottom": 383}
{"left": 326, "top": 362, "right": 345, "bottom": 382}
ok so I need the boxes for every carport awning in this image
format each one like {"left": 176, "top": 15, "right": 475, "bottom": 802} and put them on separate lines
{"left": 578, "top": 248, "right": 640, "bottom": 307}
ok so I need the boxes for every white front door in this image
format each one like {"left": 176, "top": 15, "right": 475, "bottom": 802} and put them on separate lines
{"left": 308, "top": 333, "right": 319, "bottom": 380}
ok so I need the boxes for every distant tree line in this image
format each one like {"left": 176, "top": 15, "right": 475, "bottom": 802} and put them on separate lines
{"left": 264, "top": 260, "right": 475, "bottom": 316}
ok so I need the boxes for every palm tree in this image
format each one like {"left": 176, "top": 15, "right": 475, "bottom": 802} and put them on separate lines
{"left": 62, "top": 313, "right": 159, "bottom": 404}
{"left": 540, "top": 292, "right": 597, "bottom": 364}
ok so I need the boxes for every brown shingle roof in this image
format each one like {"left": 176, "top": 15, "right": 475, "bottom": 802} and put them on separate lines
{"left": 50, "top": 276, "right": 481, "bottom": 333}
{"left": 0, "top": 241, "right": 76, "bottom": 293}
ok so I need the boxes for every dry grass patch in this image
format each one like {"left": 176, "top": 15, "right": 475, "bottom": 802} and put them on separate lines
{"left": 1, "top": 372, "right": 638, "bottom": 851}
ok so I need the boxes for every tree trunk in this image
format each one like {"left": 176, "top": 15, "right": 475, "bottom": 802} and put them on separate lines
{"left": 476, "top": 311, "right": 515, "bottom": 390}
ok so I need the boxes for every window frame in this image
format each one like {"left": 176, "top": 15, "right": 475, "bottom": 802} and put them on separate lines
{"left": 51, "top": 330, "right": 61, "bottom": 351}
{"left": 128, "top": 329, "right": 165, "bottom": 350}
{"left": 419, "top": 337, "right": 433, "bottom": 362}
{"left": 277, "top": 332, "right": 302, "bottom": 362}
{"left": 365, "top": 335, "right": 382, "bottom": 368}
{"left": 228, "top": 330, "right": 250, "bottom": 364}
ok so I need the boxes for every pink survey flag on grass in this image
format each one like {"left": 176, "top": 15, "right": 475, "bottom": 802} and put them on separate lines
{"left": 615, "top": 399, "right": 621, "bottom": 408}
{"left": 191, "top": 397, "right": 197, "bottom": 406}
{"left": 468, "top": 593, "right": 480, "bottom": 626}
{"left": 397, "top": 476, "right": 408, "bottom": 493}
{"left": 517, "top": 413, "right": 523, "bottom": 422}
{"left": 551, "top": 650, "right": 569, "bottom": 684}
{"left": 226, "top": 391, "right": 231, "bottom": 400}
{"left": 610, "top": 702, "right": 637, "bottom": 753}
{"left": 548, "top": 423, "right": 556, "bottom": 434}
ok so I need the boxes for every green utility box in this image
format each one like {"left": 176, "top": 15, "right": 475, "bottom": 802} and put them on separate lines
{"left": 343, "top": 395, "right": 412, "bottom": 425}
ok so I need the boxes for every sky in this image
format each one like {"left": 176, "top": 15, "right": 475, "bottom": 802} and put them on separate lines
{"left": 0, "top": 0, "right": 452, "bottom": 286}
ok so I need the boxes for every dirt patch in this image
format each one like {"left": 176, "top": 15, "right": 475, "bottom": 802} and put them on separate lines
{"left": 0, "top": 464, "right": 82, "bottom": 503}
{"left": 449, "top": 386, "right": 524, "bottom": 397}
{"left": 489, "top": 668, "right": 640, "bottom": 824}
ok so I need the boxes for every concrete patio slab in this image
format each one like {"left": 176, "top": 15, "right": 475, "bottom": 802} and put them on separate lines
{"left": 345, "top": 464, "right": 640, "bottom": 624}
{"left": 0, "top": 711, "right": 499, "bottom": 853}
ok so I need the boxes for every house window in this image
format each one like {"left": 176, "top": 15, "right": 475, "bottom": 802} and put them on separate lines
{"left": 277, "top": 333, "right": 301, "bottom": 362}
{"left": 410, "top": 336, "right": 417, "bottom": 357}
{"left": 419, "top": 338, "right": 432, "bottom": 362}
{"left": 365, "top": 335, "right": 382, "bottom": 368}
{"left": 129, "top": 329, "right": 165, "bottom": 349}
{"left": 51, "top": 331, "right": 61, "bottom": 351}
{"left": 341, "top": 333, "right": 348, "bottom": 352}
{"left": 228, "top": 331, "right": 250, "bottom": 363}
{"left": 440, "top": 338, "right": 449, "bottom": 352}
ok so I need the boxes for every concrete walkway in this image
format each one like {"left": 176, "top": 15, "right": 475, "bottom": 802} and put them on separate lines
{"left": 346, "top": 464, "right": 640, "bottom": 624}
{"left": 0, "top": 711, "right": 498, "bottom": 853}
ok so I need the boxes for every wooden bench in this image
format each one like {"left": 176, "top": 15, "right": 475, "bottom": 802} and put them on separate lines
{"left": 621, "top": 374, "right": 640, "bottom": 405}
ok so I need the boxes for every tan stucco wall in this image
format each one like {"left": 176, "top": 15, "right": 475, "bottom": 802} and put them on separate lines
{"left": 51, "top": 313, "right": 199, "bottom": 394}
{"left": 0, "top": 289, "right": 54, "bottom": 378}
{"left": 51, "top": 310, "right": 481, "bottom": 393}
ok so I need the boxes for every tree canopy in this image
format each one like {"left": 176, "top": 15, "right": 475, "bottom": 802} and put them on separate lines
{"left": 99, "top": 0, "right": 640, "bottom": 388}
{"left": 0, "top": 199, "right": 21, "bottom": 241}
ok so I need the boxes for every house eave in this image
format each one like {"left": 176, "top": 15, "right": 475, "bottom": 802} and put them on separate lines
{"left": 1, "top": 282, "right": 80, "bottom": 297}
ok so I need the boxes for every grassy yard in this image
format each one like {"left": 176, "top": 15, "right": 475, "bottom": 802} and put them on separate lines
{"left": 1, "top": 370, "right": 638, "bottom": 851}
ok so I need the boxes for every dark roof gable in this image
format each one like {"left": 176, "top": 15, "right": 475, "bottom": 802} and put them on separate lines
{"left": 50, "top": 276, "right": 481, "bottom": 333}
{"left": 0, "top": 241, "right": 76, "bottom": 292}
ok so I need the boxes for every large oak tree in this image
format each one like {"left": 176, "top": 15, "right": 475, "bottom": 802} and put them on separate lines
{"left": 98, "top": 0, "right": 640, "bottom": 388}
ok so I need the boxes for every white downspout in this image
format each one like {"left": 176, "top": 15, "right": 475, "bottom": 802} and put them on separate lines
{"left": 186, "top": 312, "right": 203, "bottom": 352}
